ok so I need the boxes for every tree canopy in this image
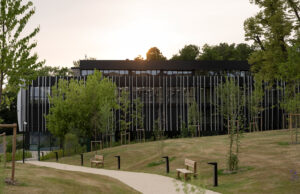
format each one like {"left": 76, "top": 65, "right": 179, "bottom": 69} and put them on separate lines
{"left": 171, "top": 44, "right": 200, "bottom": 60}
{"left": 198, "top": 43, "right": 254, "bottom": 61}
{"left": 0, "top": 0, "right": 44, "bottom": 105}
{"left": 244, "top": 0, "right": 299, "bottom": 82}
{"left": 46, "top": 71, "right": 117, "bottom": 145}
{"left": 244, "top": 0, "right": 300, "bottom": 113}
{"left": 37, "top": 66, "right": 73, "bottom": 77}
{"left": 146, "top": 47, "right": 167, "bottom": 61}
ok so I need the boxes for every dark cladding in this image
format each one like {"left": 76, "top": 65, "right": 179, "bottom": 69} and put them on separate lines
{"left": 20, "top": 60, "right": 288, "bottom": 150}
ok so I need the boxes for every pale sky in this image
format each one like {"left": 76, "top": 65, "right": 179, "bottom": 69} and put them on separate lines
{"left": 25, "top": 0, "right": 259, "bottom": 67}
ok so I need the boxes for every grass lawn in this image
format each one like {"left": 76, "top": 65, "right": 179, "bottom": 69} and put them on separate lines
{"left": 0, "top": 163, "right": 140, "bottom": 194}
{"left": 44, "top": 129, "right": 300, "bottom": 194}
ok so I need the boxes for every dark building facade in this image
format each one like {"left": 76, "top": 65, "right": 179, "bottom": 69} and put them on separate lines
{"left": 18, "top": 60, "right": 288, "bottom": 150}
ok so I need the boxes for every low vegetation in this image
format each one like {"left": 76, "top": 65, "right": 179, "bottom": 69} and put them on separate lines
{"left": 44, "top": 130, "right": 300, "bottom": 194}
{"left": 0, "top": 163, "right": 139, "bottom": 194}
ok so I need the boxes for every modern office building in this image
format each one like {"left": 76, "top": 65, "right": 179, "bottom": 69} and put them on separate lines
{"left": 17, "top": 60, "right": 287, "bottom": 149}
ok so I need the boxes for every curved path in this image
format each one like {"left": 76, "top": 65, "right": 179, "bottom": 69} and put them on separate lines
{"left": 26, "top": 161, "right": 219, "bottom": 194}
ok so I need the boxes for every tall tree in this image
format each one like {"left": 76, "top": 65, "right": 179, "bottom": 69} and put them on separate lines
{"left": 0, "top": 0, "right": 44, "bottom": 105}
{"left": 134, "top": 55, "right": 144, "bottom": 61}
{"left": 199, "top": 43, "right": 253, "bottom": 61}
{"left": 244, "top": 0, "right": 296, "bottom": 82}
{"left": 46, "top": 71, "right": 117, "bottom": 146}
{"left": 146, "top": 47, "right": 166, "bottom": 61}
{"left": 171, "top": 44, "right": 200, "bottom": 60}
{"left": 244, "top": 0, "right": 300, "bottom": 115}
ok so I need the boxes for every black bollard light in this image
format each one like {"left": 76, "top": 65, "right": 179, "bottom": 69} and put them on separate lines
{"left": 55, "top": 152, "right": 58, "bottom": 162}
{"left": 114, "top": 155, "right": 120, "bottom": 170}
{"left": 80, "top": 153, "right": 84, "bottom": 166}
{"left": 41, "top": 152, "right": 44, "bottom": 158}
{"left": 162, "top": 156, "right": 169, "bottom": 173}
{"left": 207, "top": 162, "right": 218, "bottom": 187}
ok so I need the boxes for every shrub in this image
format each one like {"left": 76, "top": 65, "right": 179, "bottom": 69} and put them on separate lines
{"left": 0, "top": 150, "right": 32, "bottom": 162}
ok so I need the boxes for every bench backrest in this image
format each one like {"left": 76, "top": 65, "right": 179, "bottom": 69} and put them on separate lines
{"left": 185, "top": 159, "right": 196, "bottom": 169}
{"left": 94, "top": 155, "right": 104, "bottom": 161}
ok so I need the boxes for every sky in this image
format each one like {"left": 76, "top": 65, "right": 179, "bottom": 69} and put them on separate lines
{"left": 25, "top": 0, "right": 259, "bottom": 67}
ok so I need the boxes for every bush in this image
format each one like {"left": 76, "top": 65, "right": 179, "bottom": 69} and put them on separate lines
{"left": 0, "top": 150, "right": 32, "bottom": 162}
{"left": 5, "top": 137, "right": 23, "bottom": 153}
{"left": 40, "top": 145, "right": 86, "bottom": 161}
{"left": 181, "top": 121, "right": 189, "bottom": 137}
{"left": 64, "top": 133, "right": 79, "bottom": 152}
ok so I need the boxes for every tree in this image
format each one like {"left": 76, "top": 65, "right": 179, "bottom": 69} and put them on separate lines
{"left": 132, "top": 97, "right": 144, "bottom": 130}
{"left": 249, "top": 76, "right": 265, "bottom": 131}
{"left": 244, "top": 0, "right": 300, "bottom": 133}
{"left": 146, "top": 47, "right": 167, "bottom": 61}
{"left": 134, "top": 55, "right": 144, "bottom": 61}
{"left": 244, "top": 0, "right": 298, "bottom": 82}
{"left": 171, "top": 44, "right": 200, "bottom": 60}
{"left": 119, "top": 90, "right": 131, "bottom": 132}
{"left": 0, "top": 0, "right": 44, "bottom": 105}
{"left": 217, "top": 78, "right": 245, "bottom": 171}
{"left": 188, "top": 98, "right": 199, "bottom": 137}
{"left": 199, "top": 43, "right": 253, "bottom": 61}
{"left": 37, "top": 66, "right": 73, "bottom": 77}
{"left": 46, "top": 71, "right": 117, "bottom": 146}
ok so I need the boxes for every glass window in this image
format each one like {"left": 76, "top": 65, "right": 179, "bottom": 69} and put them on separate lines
{"left": 136, "top": 71, "right": 141, "bottom": 75}
{"left": 151, "top": 70, "right": 158, "bottom": 75}
{"left": 81, "top": 70, "right": 88, "bottom": 76}
{"left": 167, "top": 71, "right": 172, "bottom": 75}
{"left": 88, "top": 70, "right": 94, "bottom": 75}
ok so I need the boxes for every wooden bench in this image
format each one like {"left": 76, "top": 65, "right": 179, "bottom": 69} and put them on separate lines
{"left": 90, "top": 155, "right": 104, "bottom": 168}
{"left": 176, "top": 159, "right": 197, "bottom": 180}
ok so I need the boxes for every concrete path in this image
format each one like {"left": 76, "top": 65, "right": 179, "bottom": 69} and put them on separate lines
{"left": 26, "top": 161, "right": 220, "bottom": 194}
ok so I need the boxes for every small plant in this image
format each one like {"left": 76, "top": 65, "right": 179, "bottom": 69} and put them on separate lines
{"left": 181, "top": 120, "right": 189, "bottom": 138}
{"left": 188, "top": 98, "right": 199, "bottom": 137}
{"left": 217, "top": 78, "right": 245, "bottom": 172}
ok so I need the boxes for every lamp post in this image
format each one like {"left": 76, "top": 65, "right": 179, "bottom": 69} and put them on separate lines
{"left": 23, "top": 121, "right": 27, "bottom": 163}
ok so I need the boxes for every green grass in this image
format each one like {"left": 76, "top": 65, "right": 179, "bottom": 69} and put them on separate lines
{"left": 277, "top": 141, "right": 290, "bottom": 146}
{"left": 0, "top": 163, "right": 140, "bottom": 194}
{"left": 44, "top": 129, "right": 300, "bottom": 194}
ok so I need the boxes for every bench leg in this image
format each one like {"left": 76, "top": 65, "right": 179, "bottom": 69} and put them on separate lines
{"left": 184, "top": 173, "right": 187, "bottom": 181}
{"left": 177, "top": 171, "right": 180, "bottom": 179}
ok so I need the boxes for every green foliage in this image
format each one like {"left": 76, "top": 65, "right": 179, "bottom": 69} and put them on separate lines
{"left": 153, "top": 118, "right": 163, "bottom": 140}
{"left": 37, "top": 66, "right": 73, "bottom": 77}
{"left": 46, "top": 71, "right": 117, "bottom": 145}
{"left": 171, "top": 44, "right": 200, "bottom": 60}
{"left": 244, "top": 0, "right": 299, "bottom": 82}
{"left": 64, "top": 133, "right": 79, "bottom": 151}
{"left": 0, "top": 0, "right": 44, "bottom": 105}
{"left": 146, "top": 47, "right": 167, "bottom": 61}
{"left": 244, "top": 0, "right": 300, "bottom": 123}
{"left": 119, "top": 90, "right": 131, "bottom": 132}
{"left": 188, "top": 98, "right": 199, "bottom": 137}
{"left": 181, "top": 120, "right": 189, "bottom": 138}
{"left": 216, "top": 78, "right": 245, "bottom": 171}
{"left": 249, "top": 77, "right": 264, "bottom": 120}
{"left": 132, "top": 97, "right": 144, "bottom": 130}
{"left": 40, "top": 146, "right": 86, "bottom": 161}
{"left": 199, "top": 43, "right": 254, "bottom": 61}
{"left": 5, "top": 137, "right": 23, "bottom": 153}
{"left": 0, "top": 150, "right": 32, "bottom": 162}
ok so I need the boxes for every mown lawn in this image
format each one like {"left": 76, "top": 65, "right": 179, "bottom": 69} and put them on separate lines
{"left": 45, "top": 129, "right": 300, "bottom": 194}
{"left": 0, "top": 163, "right": 140, "bottom": 194}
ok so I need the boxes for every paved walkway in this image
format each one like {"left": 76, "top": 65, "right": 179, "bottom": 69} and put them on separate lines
{"left": 26, "top": 161, "right": 220, "bottom": 194}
